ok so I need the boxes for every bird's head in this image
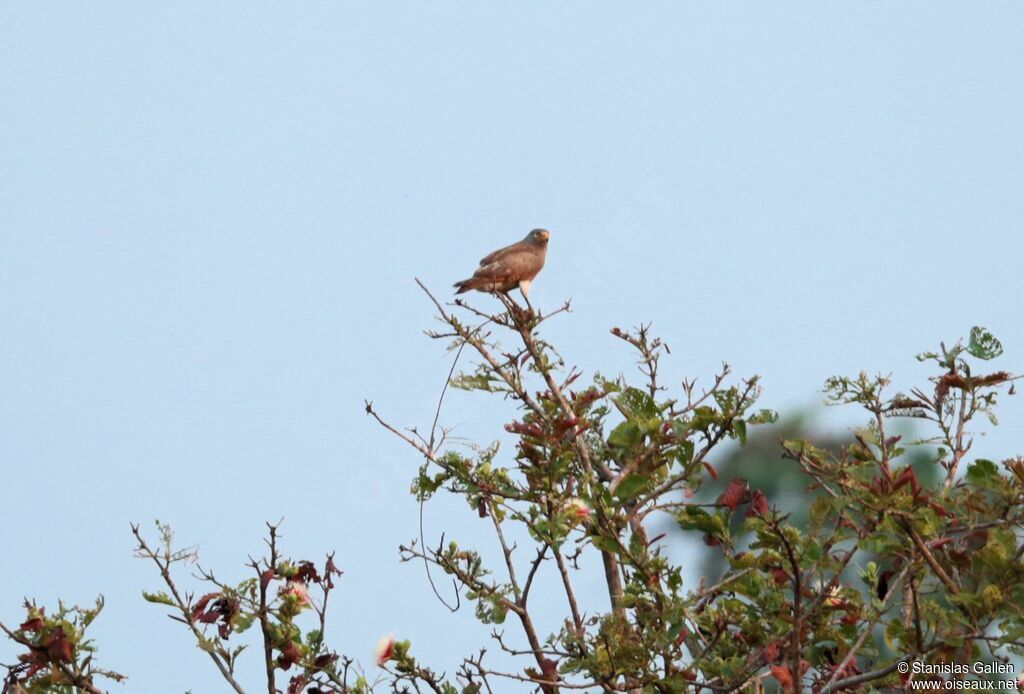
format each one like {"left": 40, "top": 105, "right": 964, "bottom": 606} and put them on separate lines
{"left": 527, "top": 228, "right": 550, "bottom": 245}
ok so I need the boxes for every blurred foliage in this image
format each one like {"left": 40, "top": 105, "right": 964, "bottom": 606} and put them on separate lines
{"left": 688, "top": 410, "right": 940, "bottom": 582}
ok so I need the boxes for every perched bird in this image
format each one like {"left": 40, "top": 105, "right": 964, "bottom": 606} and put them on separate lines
{"left": 453, "top": 228, "right": 550, "bottom": 301}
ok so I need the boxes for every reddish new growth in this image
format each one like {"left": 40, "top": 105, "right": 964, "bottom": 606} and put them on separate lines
{"left": 11, "top": 620, "right": 74, "bottom": 680}
{"left": 2, "top": 598, "right": 125, "bottom": 691}
{"left": 717, "top": 477, "right": 750, "bottom": 510}
{"left": 715, "top": 477, "right": 771, "bottom": 518}
{"left": 192, "top": 592, "right": 240, "bottom": 639}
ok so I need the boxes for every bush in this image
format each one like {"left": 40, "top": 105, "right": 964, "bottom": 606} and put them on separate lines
{"left": 4, "top": 289, "right": 1022, "bottom": 693}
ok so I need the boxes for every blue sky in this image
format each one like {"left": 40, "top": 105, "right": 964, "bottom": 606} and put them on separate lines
{"left": 3, "top": 3, "right": 1023, "bottom": 691}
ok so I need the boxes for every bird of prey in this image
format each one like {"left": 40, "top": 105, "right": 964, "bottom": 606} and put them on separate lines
{"left": 453, "top": 228, "right": 550, "bottom": 302}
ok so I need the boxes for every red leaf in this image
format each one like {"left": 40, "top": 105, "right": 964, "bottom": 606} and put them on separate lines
{"left": 702, "top": 462, "right": 719, "bottom": 481}
{"left": 43, "top": 629, "right": 73, "bottom": 663}
{"left": 941, "top": 373, "right": 969, "bottom": 391}
{"left": 277, "top": 640, "right": 302, "bottom": 670}
{"left": 717, "top": 478, "right": 749, "bottom": 511}
{"left": 770, "top": 665, "right": 795, "bottom": 692}
{"left": 893, "top": 466, "right": 921, "bottom": 496}
{"left": 294, "top": 560, "right": 321, "bottom": 585}
{"left": 192, "top": 592, "right": 220, "bottom": 621}
{"left": 314, "top": 653, "right": 339, "bottom": 670}
{"left": 191, "top": 592, "right": 239, "bottom": 638}
{"left": 19, "top": 617, "right": 44, "bottom": 632}
{"left": 539, "top": 657, "right": 559, "bottom": 682}
{"left": 746, "top": 489, "right": 769, "bottom": 517}
{"left": 675, "top": 627, "right": 689, "bottom": 646}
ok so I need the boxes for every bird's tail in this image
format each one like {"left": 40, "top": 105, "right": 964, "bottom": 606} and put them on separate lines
{"left": 453, "top": 278, "right": 483, "bottom": 294}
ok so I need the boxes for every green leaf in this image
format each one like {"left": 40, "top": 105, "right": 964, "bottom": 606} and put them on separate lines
{"left": 675, "top": 507, "right": 726, "bottom": 536}
{"left": 608, "top": 421, "right": 643, "bottom": 449}
{"left": 674, "top": 438, "right": 695, "bottom": 467}
{"left": 614, "top": 473, "right": 650, "bottom": 500}
{"left": 235, "top": 612, "right": 256, "bottom": 634}
{"left": 732, "top": 419, "right": 747, "bottom": 445}
{"left": 803, "top": 541, "right": 823, "bottom": 563}
{"left": 628, "top": 530, "right": 646, "bottom": 558}
{"left": 450, "top": 371, "right": 499, "bottom": 392}
{"left": 967, "top": 326, "right": 1003, "bottom": 360}
{"left": 966, "top": 459, "right": 1001, "bottom": 490}
{"left": 142, "top": 591, "right": 175, "bottom": 607}
{"left": 592, "top": 535, "right": 620, "bottom": 554}
{"left": 747, "top": 409, "right": 779, "bottom": 425}
{"left": 861, "top": 561, "right": 879, "bottom": 588}
{"left": 615, "top": 387, "right": 659, "bottom": 419}
{"left": 808, "top": 496, "right": 834, "bottom": 531}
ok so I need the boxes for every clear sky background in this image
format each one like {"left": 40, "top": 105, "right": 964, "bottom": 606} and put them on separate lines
{"left": 3, "top": 3, "right": 1023, "bottom": 691}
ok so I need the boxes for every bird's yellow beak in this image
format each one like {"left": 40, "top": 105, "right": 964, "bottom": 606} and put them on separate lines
{"left": 539, "top": 230, "right": 550, "bottom": 241}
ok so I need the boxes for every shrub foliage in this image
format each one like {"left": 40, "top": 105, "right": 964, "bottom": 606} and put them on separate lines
{"left": 3, "top": 289, "right": 1021, "bottom": 693}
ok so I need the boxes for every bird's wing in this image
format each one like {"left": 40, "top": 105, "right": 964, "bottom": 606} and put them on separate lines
{"left": 473, "top": 244, "right": 544, "bottom": 284}
{"left": 479, "top": 240, "right": 528, "bottom": 266}
{"left": 472, "top": 254, "right": 521, "bottom": 282}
